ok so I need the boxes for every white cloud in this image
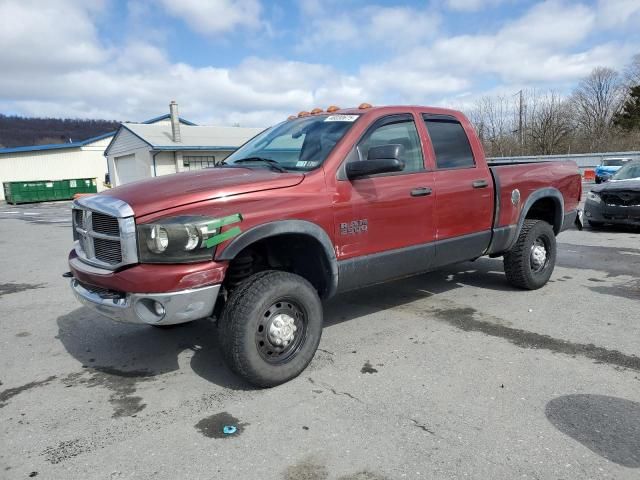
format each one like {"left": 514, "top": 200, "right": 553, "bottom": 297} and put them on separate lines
{"left": 0, "top": 0, "right": 636, "bottom": 131}
{"left": 158, "top": 0, "right": 262, "bottom": 35}
{"left": 500, "top": 1, "right": 594, "bottom": 47}
{"left": 597, "top": 0, "right": 640, "bottom": 28}
{"left": 445, "top": 0, "right": 508, "bottom": 12}
{"left": 377, "top": 0, "right": 620, "bottom": 86}
{"left": 0, "top": 0, "right": 108, "bottom": 72}
{"left": 298, "top": 4, "right": 440, "bottom": 51}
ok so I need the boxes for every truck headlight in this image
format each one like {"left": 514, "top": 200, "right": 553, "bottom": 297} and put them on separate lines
{"left": 137, "top": 214, "right": 242, "bottom": 263}
{"left": 587, "top": 192, "right": 601, "bottom": 203}
{"left": 147, "top": 225, "right": 170, "bottom": 253}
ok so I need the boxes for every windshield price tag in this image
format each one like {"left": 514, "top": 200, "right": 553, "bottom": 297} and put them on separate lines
{"left": 324, "top": 115, "right": 359, "bottom": 122}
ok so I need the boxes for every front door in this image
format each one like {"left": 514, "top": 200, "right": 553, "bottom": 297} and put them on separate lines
{"left": 332, "top": 113, "right": 436, "bottom": 292}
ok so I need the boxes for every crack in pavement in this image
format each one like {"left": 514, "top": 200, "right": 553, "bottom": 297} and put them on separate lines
{"left": 307, "top": 377, "right": 364, "bottom": 403}
{"left": 411, "top": 418, "right": 435, "bottom": 434}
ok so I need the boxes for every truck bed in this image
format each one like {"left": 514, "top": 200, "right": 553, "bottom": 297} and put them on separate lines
{"left": 489, "top": 160, "right": 582, "bottom": 232}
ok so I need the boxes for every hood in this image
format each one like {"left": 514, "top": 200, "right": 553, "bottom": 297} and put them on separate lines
{"left": 591, "top": 178, "right": 640, "bottom": 193}
{"left": 102, "top": 167, "right": 304, "bottom": 217}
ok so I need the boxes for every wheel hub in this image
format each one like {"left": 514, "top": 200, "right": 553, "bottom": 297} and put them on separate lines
{"left": 256, "top": 299, "right": 306, "bottom": 364}
{"left": 268, "top": 313, "right": 297, "bottom": 347}
{"left": 530, "top": 241, "right": 547, "bottom": 272}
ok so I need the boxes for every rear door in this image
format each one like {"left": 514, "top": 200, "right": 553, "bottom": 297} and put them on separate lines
{"left": 333, "top": 113, "right": 436, "bottom": 291}
{"left": 421, "top": 114, "right": 493, "bottom": 266}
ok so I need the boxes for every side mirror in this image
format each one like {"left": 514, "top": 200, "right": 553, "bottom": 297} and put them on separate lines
{"left": 345, "top": 144, "right": 405, "bottom": 179}
{"left": 367, "top": 144, "right": 403, "bottom": 161}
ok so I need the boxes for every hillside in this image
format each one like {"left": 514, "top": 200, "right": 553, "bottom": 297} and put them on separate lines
{"left": 0, "top": 114, "right": 120, "bottom": 149}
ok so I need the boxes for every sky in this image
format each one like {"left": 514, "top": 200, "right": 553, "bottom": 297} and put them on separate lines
{"left": 0, "top": 0, "right": 639, "bottom": 127}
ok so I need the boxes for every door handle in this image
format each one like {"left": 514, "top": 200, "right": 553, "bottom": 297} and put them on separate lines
{"left": 472, "top": 179, "right": 489, "bottom": 189}
{"left": 410, "top": 187, "right": 432, "bottom": 197}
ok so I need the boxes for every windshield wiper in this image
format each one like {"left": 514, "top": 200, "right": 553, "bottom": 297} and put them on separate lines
{"left": 227, "top": 157, "right": 287, "bottom": 173}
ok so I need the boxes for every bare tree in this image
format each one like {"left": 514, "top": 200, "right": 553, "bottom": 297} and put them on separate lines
{"left": 527, "top": 91, "right": 572, "bottom": 155}
{"left": 462, "top": 58, "right": 640, "bottom": 156}
{"left": 570, "top": 67, "right": 625, "bottom": 150}
{"left": 469, "top": 95, "right": 518, "bottom": 157}
{"left": 623, "top": 53, "right": 640, "bottom": 88}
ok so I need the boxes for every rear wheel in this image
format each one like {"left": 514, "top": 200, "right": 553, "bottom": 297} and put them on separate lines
{"left": 503, "top": 220, "right": 556, "bottom": 290}
{"left": 218, "top": 270, "right": 323, "bottom": 387}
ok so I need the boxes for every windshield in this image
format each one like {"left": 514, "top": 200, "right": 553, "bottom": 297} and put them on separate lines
{"left": 602, "top": 159, "right": 625, "bottom": 167}
{"left": 224, "top": 114, "right": 361, "bottom": 171}
{"left": 611, "top": 161, "right": 640, "bottom": 180}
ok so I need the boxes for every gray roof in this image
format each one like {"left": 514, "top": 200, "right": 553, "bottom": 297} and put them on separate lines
{"left": 123, "top": 123, "right": 264, "bottom": 151}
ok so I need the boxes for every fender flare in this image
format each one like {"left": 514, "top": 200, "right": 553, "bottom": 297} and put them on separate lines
{"left": 516, "top": 187, "right": 564, "bottom": 236}
{"left": 491, "top": 187, "right": 564, "bottom": 255}
{"left": 216, "top": 220, "right": 338, "bottom": 298}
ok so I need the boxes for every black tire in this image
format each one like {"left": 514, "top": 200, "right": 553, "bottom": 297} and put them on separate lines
{"left": 503, "top": 220, "right": 556, "bottom": 290}
{"left": 595, "top": 177, "right": 602, "bottom": 184}
{"left": 218, "top": 270, "right": 323, "bottom": 387}
{"left": 588, "top": 220, "right": 604, "bottom": 228}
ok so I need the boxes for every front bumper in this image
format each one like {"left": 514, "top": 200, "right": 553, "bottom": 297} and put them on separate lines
{"left": 70, "top": 278, "right": 220, "bottom": 325}
{"left": 585, "top": 199, "right": 640, "bottom": 226}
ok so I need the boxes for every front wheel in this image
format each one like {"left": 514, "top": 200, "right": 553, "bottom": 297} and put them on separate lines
{"left": 503, "top": 220, "right": 556, "bottom": 290}
{"left": 218, "top": 270, "right": 323, "bottom": 387}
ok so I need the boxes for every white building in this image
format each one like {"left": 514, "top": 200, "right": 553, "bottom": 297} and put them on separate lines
{"left": 105, "top": 104, "right": 263, "bottom": 186}
{"left": 0, "top": 113, "right": 196, "bottom": 201}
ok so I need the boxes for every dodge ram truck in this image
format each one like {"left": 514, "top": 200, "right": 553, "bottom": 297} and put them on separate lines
{"left": 67, "top": 104, "right": 582, "bottom": 387}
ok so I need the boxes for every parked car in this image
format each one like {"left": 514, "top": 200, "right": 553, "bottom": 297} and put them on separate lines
{"left": 585, "top": 160, "right": 640, "bottom": 228}
{"left": 594, "top": 158, "right": 630, "bottom": 183}
{"left": 66, "top": 104, "right": 582, "bottom": 387}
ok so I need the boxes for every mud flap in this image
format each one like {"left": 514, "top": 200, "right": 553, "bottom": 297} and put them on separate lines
{"left": 575, "top": 209, "right": 584, "bottom": 231}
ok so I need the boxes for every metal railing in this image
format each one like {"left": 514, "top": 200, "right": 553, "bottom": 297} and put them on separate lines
{"left": 488, "top": 151, "right": 640, "bottom": 169}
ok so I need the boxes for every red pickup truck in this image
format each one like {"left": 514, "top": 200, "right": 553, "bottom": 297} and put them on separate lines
{"left": 68, "top": 105, "right": 582, "bottom": 386}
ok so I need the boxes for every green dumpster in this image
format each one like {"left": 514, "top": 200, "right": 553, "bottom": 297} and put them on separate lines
{"left": 3, "top": 178, "right": 97, "bottom": 204}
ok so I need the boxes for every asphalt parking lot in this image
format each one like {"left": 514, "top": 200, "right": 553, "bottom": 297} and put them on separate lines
{"left": 1, "top": 194, "right": 639, "bottom": 480}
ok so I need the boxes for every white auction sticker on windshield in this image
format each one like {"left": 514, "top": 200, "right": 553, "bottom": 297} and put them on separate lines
{"left": 324, "top": 115, "right": 359, "bottom": 122}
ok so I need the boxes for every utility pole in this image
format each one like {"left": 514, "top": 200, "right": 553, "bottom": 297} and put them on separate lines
{"left": 518, "top": 89, "right": 524, "bottom": 154}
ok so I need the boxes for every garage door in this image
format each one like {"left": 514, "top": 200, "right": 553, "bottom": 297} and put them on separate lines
{"left": 115, "top": 154, "right": 147, "bottom": 185}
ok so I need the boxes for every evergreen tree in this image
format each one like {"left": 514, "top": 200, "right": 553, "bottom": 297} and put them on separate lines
{"left": 613, "top": 85, "right": 640, "bottom": 131}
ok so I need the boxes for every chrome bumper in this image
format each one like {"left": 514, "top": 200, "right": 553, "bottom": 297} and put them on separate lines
{"left": 70, "top": 279, "right": 220, "bottom": 325}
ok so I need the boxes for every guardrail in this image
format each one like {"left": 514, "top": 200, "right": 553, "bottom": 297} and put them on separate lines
{"left": 488, "top": 151, "right": 640, "bottom": 169}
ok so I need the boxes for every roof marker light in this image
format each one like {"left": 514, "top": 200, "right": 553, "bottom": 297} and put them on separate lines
{"left": 287, "top": 115, "right": 297, "bottom": 121}
{"left": 298, "top": 111, "right": 310, "bottom": 117}
{"left": 310, "top": 108, "right": 323, "bottom": 114}
{"left": 358, "top": 102, "right": 372, "bottom": 109}
{"left": 326, "top": 105, "right": 340, "bottom": 112}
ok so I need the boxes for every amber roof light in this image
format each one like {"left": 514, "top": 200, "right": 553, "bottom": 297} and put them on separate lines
{"left": 298, "top": 111, "right": 310, "bottom": 117}
{"left": 310, "top": 108, "right": 324, "bottom": 114}
{"left": 358, "top": 102, "right": 372, "bottom": 109}
{"left": 326, "top": 105, "right": 340, "bottom": 112}
{"left": 287, "top": 115, "right": 297, "bottom": 121}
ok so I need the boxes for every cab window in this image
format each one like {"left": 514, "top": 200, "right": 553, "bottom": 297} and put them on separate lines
{"left": 357, "top": 116, "right": 424, "bottom": 173}
{"left": 424, "top": 115, "right": 475, "bottom": 169}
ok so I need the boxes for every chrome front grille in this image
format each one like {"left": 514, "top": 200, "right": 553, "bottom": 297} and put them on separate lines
{"left": 92, "top": 212, "right": 120, "bottom": 236}
{"left": 72, "top": 196, "right": 137, "bottom": 270}
{"left": 73, "top": 209, "right": 85, "bottom": 229}
{"left": 94, "top": 237, "right": 123, "bottom": 264}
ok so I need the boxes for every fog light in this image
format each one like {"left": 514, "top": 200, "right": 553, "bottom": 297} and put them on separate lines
{"left": 153, "top": 301, "right": 165, "bottom": 316}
